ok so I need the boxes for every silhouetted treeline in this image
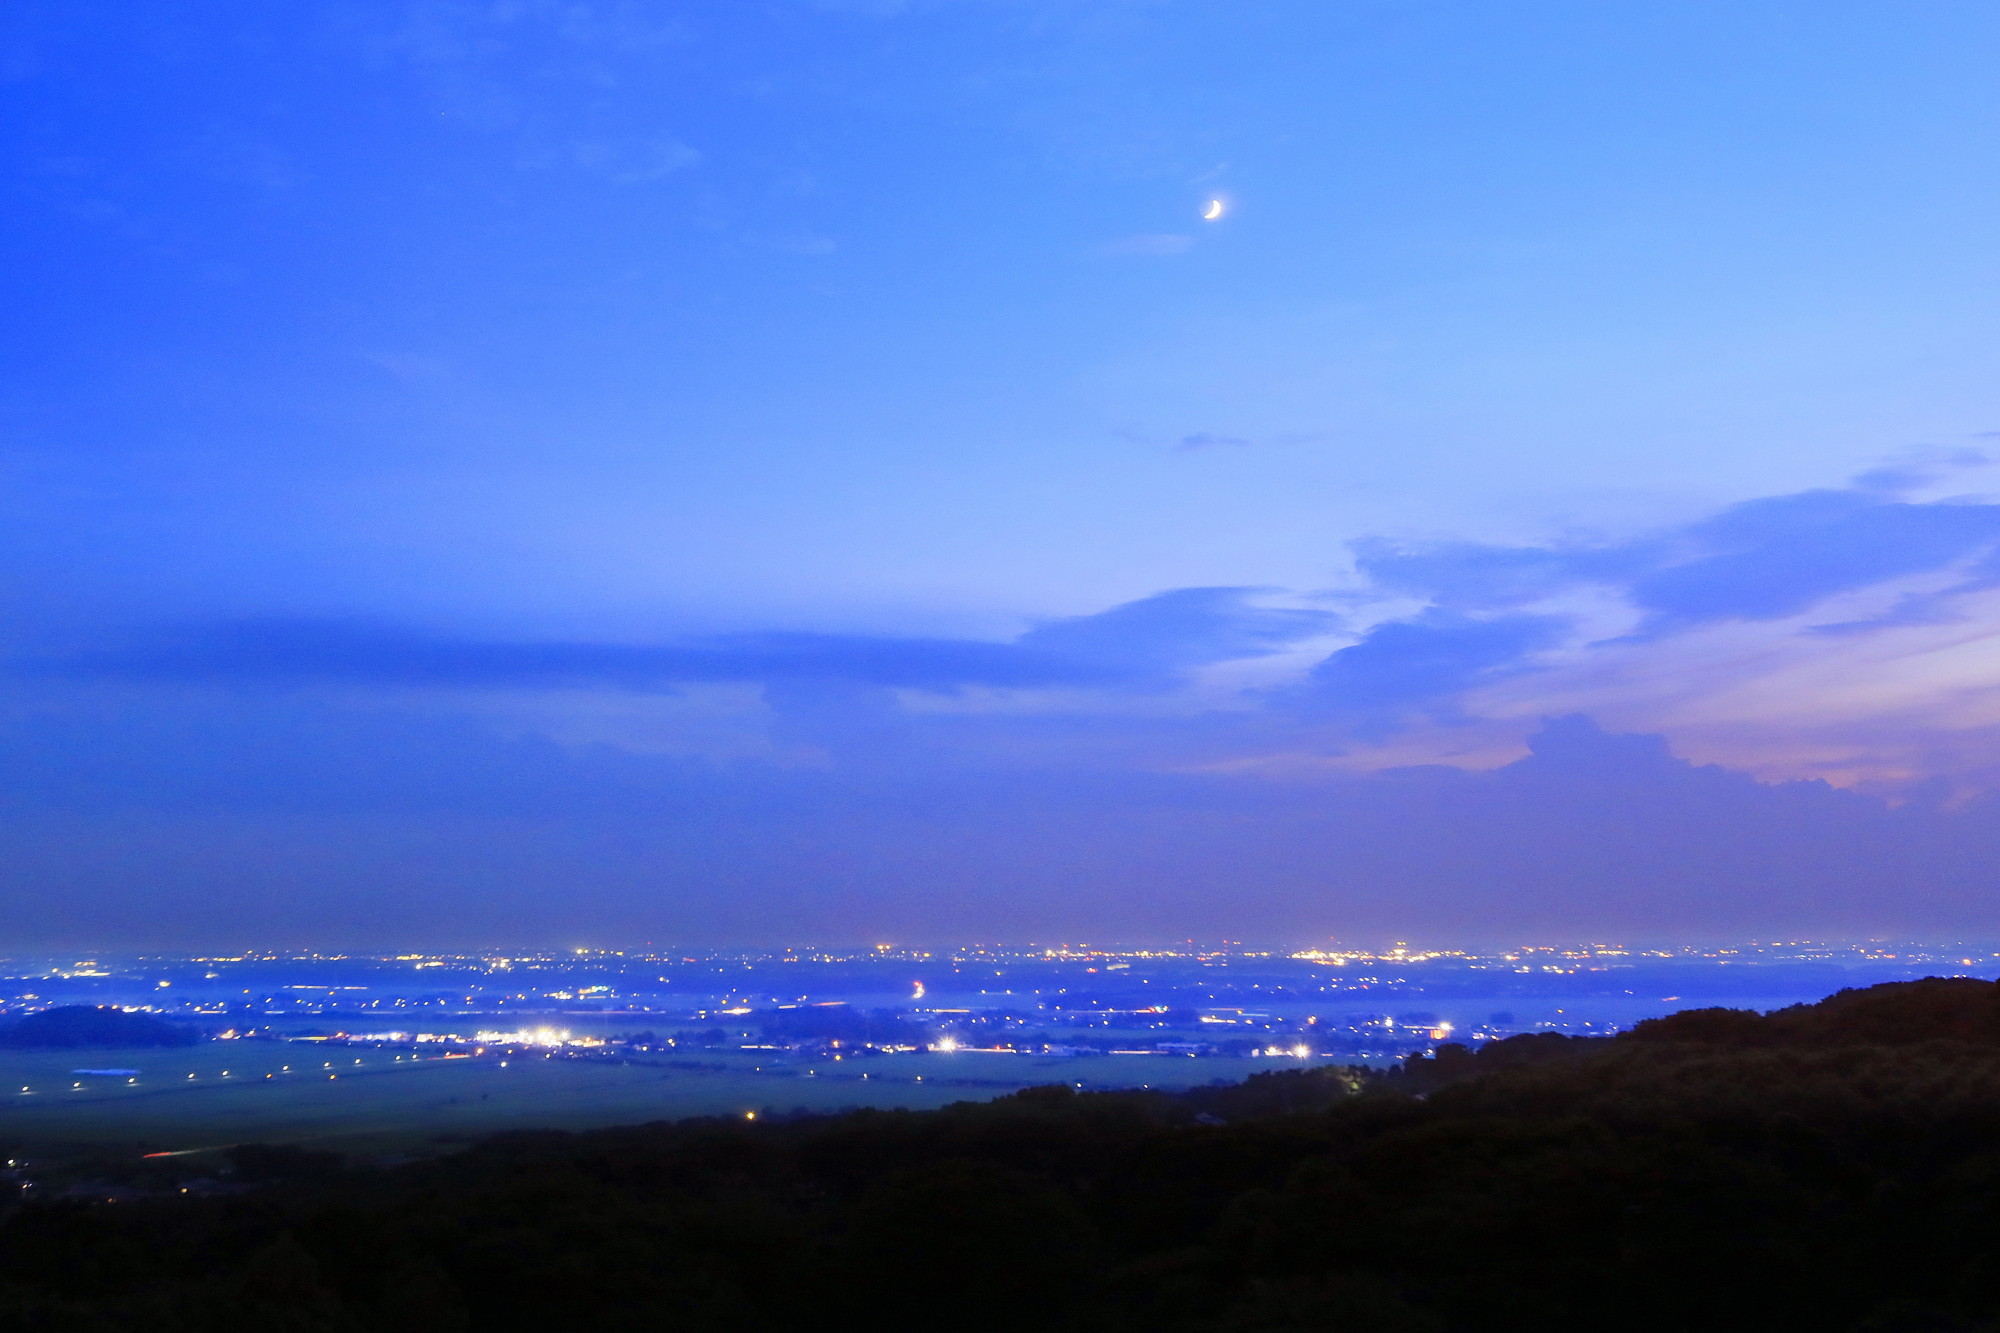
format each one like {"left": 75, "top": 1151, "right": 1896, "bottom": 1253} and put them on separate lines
{"left": 17, "top": 980, "right": 2000, "bottom": 1330}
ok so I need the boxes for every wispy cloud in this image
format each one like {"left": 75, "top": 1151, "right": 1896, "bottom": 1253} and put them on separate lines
{"left": 18, "top": 470, "right": 2000, "bottom": 940}
{"left": 1354, "top": 486, "right": 2000, "bottom": 636}
{"left": 22, "top": 473, "right": 2000, "bottom": 795}
{"left": 30, "top": 620, "right": 1105, "bottom": 693}
{"left": 1103, "top": 233, "right": 1193, "bottom": 256}
{"left": 23, "top": 589, "right": 1336, "bottom": 699}
{"left": 1323, "top": 468, "right": 2000, "bottom": 784}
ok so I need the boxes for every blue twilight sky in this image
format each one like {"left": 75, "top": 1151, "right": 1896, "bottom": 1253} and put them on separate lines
{"left": 6, "top": 1, "right": 2000, "bottom": 948}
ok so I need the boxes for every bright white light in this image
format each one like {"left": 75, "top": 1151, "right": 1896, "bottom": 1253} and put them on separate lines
{"left": 933, "top": 1035, "right": 959, "bottom": 1053}
{"left": 1202, "top": 198, "right": 1225, "bottom": 220}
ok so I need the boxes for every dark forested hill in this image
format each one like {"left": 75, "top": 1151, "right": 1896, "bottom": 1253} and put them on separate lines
{"left": 9, "top": 979, "right": 2000, "bottom": 1332}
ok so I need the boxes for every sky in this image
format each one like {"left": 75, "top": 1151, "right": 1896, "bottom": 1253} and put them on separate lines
{"left": 5, "top": 1, "right": 2000, "bottom": 948}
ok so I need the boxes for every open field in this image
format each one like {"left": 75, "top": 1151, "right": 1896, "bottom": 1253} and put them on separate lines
{"left": 0, "top": 1040, "right": 1333, "bottom": 1157}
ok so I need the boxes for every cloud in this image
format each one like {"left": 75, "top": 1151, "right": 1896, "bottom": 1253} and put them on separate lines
{"left": 23, "top": 462, "right": 2000, "bottom": 941}
{"left": 1351, "top": 537, "right": 1642, "bottom": 610}
{"left": 769, "top": 232, "right": 838, "bottom": 255}
{"left": 1017, "top": 587, "right": 1336, "bottom": 681}
{"left": 1177, "top": 432, "right": 1251, "bottom": 450}
{"left": 1626, "top": 490, "right": 2000, "bottom": 633}
{"left": 1806, "top": 589, "right": 1972, "bottom": 637}
{"left": 35, "top": 619, "right": 1108, "bottom": 693}
{"left": 1850, "top": 447, "right": 1990, "bottom": 495}
{"left": 807, "top": 0, "right": 920, "bottom": 15}
{"left": 1291, "top": 611, "right": 1570, "bottom": 730}
{"left": 23, "top": 466, "right": 2000, "bottom": 870}
{"left": 26, "top": 590, "right": 1338, "bottom": 700}
{"left": 1104, "top": 233, "right": 1193, "bottom": 256}
{"left": 30, "top": 477, "right": 2000, "bottom": 791}
{"left": 1, "top": 709, "right": 1993, "bottom": 947}
{"left": 1358, "top": 487, "right": 2000, "bottom": 637}
{"left": 566, "top": 133, "right": 702, "bottom": 184}
{"left": 1269, "top": 477, "right": 2000, "bottom": 773}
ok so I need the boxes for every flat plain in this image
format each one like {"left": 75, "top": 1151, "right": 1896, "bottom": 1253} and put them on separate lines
{"left": 0, "top": 1041, "right": 1311, "bottom": 1156}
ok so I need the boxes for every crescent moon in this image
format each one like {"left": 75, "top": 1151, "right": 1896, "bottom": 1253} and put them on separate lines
{"left": 1202, "top": 199, "right": 1224, "bottom": 220}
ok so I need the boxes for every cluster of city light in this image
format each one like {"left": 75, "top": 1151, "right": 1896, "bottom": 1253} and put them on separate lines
{"left": 474, "top": 1027, "right": 577, "bottom": 1047}
{"left": 1289, "top": 948, "right": 1470, "bottom": 965}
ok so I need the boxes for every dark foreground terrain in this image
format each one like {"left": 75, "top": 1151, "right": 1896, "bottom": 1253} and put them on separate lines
{"left": 12, "top": 979, "right": 2000, "bottom": 1331}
